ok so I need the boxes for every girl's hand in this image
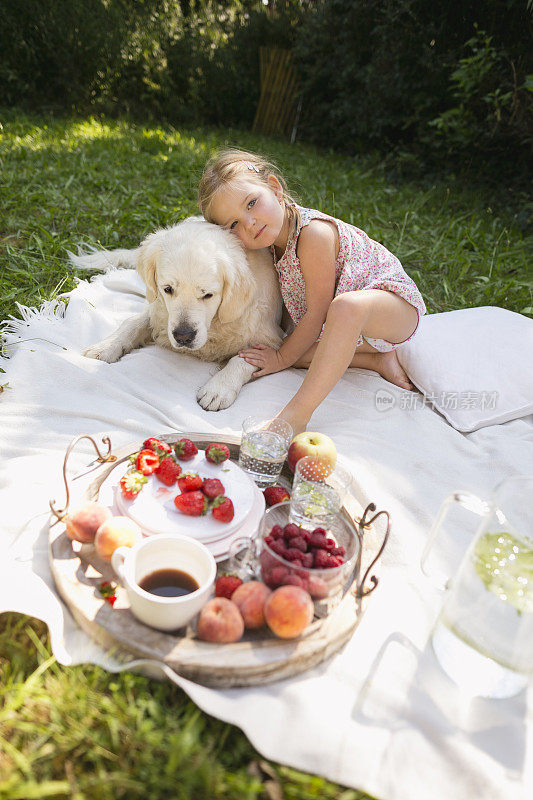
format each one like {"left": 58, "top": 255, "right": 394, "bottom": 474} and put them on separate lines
{"left": 238, "top": 344, "right": 286, "bottom": 378}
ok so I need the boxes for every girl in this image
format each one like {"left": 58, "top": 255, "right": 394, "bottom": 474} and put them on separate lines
{"left": 198, "top": 149, "right": 426, "bottom": 434}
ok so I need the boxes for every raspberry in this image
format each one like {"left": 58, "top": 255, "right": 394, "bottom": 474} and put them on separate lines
{"left": 324, "top": 538, "right": 336, "bottom": 551}
{"left": 269, "top": 566, "right": 290, "bottom": 586}
{"left": 329, "top": 556, "right": 344, "bottom": 568}
{"left": 269, "top": 524, "right": 284, "bottom": 540}
{"left": 302, "top": 553, "right": 314, "bottom": 568}
{"left": 282, "top": 574, "right": 305, "bottom": 588}
{"left": 313, "top": 548, "right": 332, "bottom": 569}
{"left": 330, "top": 546, "right": 346, "bottom": 558}
{"left": 285, "top": 548, "right": 305, "bottom": 562}
{"left": 264, "top": 535, "right": 274, "bottom": 547}
{"left": 270, "top": 540, "right": 287, "bottom": 557}
{"left": 260, "top": 550, "right": 278, "bottom": 572}
{"left": 312, "top": 526, "right": 327, "bottom": 536}
{"left": 290, "top": 535, "right": 308, "bottom": 553}
{"left": 309, "top": 532, "right": 328, "bottom": 549}
{"left": 283, "top": 523, "right": 301, "bottom": 540}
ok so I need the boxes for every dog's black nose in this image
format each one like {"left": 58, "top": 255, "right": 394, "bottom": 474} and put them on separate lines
{"left": 172, "top": 325, "right": 196, "bottom": 346}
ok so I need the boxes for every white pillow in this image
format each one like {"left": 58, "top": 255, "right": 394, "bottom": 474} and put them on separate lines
{"left": 397, "top": 306, "right": 533, "bottom": 432}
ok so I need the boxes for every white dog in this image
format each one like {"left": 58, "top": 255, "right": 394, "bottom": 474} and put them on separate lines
{"left": 70, "top": 217, "right": 283, "bottom": 410}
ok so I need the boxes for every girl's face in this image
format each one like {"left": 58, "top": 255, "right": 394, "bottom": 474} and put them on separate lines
{"left": 209, "top": 176, "right": 286, "bottom": 250}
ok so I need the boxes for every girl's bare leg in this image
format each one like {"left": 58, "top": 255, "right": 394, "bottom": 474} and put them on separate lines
{"left": 294, "top": 339, "right": 414, "bottom": 390}
{"left": 279, "top": 290, "right": 418, "bottom": 434}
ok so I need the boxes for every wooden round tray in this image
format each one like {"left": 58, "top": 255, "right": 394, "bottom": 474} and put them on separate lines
{"left": 48, "top": 432, "right": 387, "bottom": 687}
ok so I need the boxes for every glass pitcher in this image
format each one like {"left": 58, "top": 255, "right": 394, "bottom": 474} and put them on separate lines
{"left": 421, "top": 475, "right": 533, "bottom": 699}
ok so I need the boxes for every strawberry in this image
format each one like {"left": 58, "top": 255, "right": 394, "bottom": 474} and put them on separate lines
{"left": 154, "top": 456, "right": 182, "bottom": 486}
{"left": 177, "top": 472, "right": 203, "bottom": 493}
{"left": 174, "top": 490, "right": 207, "bottom": 516}
{"left": 211, "top": 495, "right": 234, "bottom": 523}
{"left": 202, "top": 477, "right": 225, "bottom": 499}
{"left": 263, "top": 485, "right": 290, "bottom": 507}
{"left": 136, "top": 449, "right": 160, "bottom": 475}
{"left": 143, "top": 437, "right": 173, "bottom": 457}
{"left": 174, "top": 438, "right": 198, "bottom": 461}
{"left": 205, "top": 443, "right": 230, "bottom": 464}
{"left": 215, "top": 574, "right": 243, "bottom": 599}
{"left": 120, "top": 470, "right": 148, "bottom": 500}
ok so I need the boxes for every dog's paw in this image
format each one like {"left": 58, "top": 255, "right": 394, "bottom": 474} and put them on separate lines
{"left": 83, "top": 340, "right": 127, "bottom": 363}
{"left": 196, "top": 377, "right": 239, "bottom": 411}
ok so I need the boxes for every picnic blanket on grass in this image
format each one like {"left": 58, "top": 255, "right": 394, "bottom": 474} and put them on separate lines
{"left": 1, "top": 269, "right": 531, "bottom": 800}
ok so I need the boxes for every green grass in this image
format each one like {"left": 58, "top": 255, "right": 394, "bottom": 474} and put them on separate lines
{"left": 0, "top": 108, "right": 531, "bottom": 322}
{"left": 0, "top": 109, "right": 531, "bottom": 799}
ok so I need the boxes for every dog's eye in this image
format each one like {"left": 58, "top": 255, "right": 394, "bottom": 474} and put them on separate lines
{"left": 202, "top": 293, "right": 213, "bottom": 300}
{"left": 163, "top": 286, "right": 173, "bottom": 295}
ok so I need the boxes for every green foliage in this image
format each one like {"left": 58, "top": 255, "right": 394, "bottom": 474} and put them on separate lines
{"left": 0, "top": 0, "right": 174, "bottom": 111}
{"left": 0, "top": 0, "right": 530, "bottom": 183}
{"left": 427, "top": 24, "right": 531, "bottom": 156}
{"left": 293, "top": 0, "right": 532, "bottom": 179}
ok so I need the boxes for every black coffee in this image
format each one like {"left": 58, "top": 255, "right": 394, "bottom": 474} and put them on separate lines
{"left": 139, "top": 568, "right": 199, "bottom": 598}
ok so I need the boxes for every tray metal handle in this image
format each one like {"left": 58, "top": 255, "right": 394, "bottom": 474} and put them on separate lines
{"left": 49, "top": 434, "right": 116, "bottom": 521}
{"left": 354, "top": 503, "right": 391, "bottom": 598}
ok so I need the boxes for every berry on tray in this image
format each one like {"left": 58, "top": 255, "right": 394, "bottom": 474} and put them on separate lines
{"left": 120, "top": 470, "right": 148, "bottom": 500}
{"left": 211, "top": 495, "right": 234, "bottom": 523}
{"left": 263, "top": 485, "right": 290, "bottom": 506}
{"left": 136, "top": 449, "right": 160, "bottom": 475}
{"left": 154, "top": 456, "right": 182, "bottom": 486}
{"left": 215, "top": 574, "right": 243, "bottom": 600}
{"left": 205, "top": 443, "right": 230, "bottom": 464}
{"left": 174, "top": 490, "right": 208, "bottom": 516}
{"left": 174, "top": 438, "right": 199, "bottom": 461}
{"left": 177, "top": 472, "right": 204, "bottom": 493}
{"left": 143, "top": 437, "right": 173, "bottom": 457}
{"left": 202, "top": 477, "right": 225, "bottom": 499}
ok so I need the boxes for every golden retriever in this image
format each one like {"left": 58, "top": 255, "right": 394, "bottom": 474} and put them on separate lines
{"left": 70, "top": 217, "right": 283, "bottom": 410}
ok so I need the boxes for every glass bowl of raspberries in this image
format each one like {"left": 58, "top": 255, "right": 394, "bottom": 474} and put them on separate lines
{"left": 258, "top": 500, "right": 360, "bottom": 615}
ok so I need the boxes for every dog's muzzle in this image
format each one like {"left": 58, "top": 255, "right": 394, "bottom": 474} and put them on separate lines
{"left": 172, "top": 325, "right": 196, "bottom": 347}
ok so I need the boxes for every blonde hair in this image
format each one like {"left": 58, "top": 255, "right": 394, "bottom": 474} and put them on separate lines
{"left": 198, "top": 148, "right": 299, "bottom": 232}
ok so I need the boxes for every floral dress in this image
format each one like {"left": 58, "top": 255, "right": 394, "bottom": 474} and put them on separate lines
{"left": 271, "top": 205, "right": 426, "bottom": 351}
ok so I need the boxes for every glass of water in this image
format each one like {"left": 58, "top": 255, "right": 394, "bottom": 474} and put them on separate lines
{"left": 290, "top": 456, "right": 352, "bottom": 527}
{"left": 238, "top": 416, "right": 293, "bottom": 488}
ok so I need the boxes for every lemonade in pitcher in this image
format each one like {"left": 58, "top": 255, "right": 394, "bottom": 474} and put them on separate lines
{"left": 424, "top": 476, "right": 533, "bottom": 698}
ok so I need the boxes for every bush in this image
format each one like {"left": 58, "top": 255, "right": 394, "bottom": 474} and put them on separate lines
{"left": 293, "top": 0, "right": 532, "bottom": 174}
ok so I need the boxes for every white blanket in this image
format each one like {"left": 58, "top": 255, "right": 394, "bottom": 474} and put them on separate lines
{"left": 1, "top": 269, "right": 531, "bottom": 800}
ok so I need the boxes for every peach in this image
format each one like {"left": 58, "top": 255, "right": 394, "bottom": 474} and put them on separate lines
{"left": 197, "top": 597, "right": 244, "bottom": 643}
{"left": 264, "top": 585, "right": 314, "bottom": 639}
{"left": 231, "top": 581, "right": 272, "bottom": 629}
{"left": 64, "top": 501, "right": 112, "bottom": 543}
{"left": 94, "top": 516, "right": 141, "bottom": 561}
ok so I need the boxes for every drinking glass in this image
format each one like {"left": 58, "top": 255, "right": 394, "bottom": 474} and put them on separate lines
{"left": 290, "top": 455, "right": 352, "bottom": 527}
{"left": 238, "top": 416, "right": 293, "bottom": 487}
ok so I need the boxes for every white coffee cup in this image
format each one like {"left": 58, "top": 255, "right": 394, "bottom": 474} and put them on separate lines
{"left": 111, "top": 534, "right": 216, "bottom": 632}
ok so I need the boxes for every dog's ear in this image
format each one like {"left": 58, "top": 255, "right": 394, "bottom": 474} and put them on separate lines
{"left": 137, "top": 232, "right": 161, "bottom": 303}
{"left": 217, "top": 250, "right": 256, "bottom": 324}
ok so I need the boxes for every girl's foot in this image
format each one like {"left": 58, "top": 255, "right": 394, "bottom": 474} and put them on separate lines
{"left": 376, "top": 350, "right": 414, "bottom": 391}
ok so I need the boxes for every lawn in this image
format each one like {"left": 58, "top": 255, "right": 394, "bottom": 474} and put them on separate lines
{"left": 0, "top": 109, "right": 531, "bottom": 799}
